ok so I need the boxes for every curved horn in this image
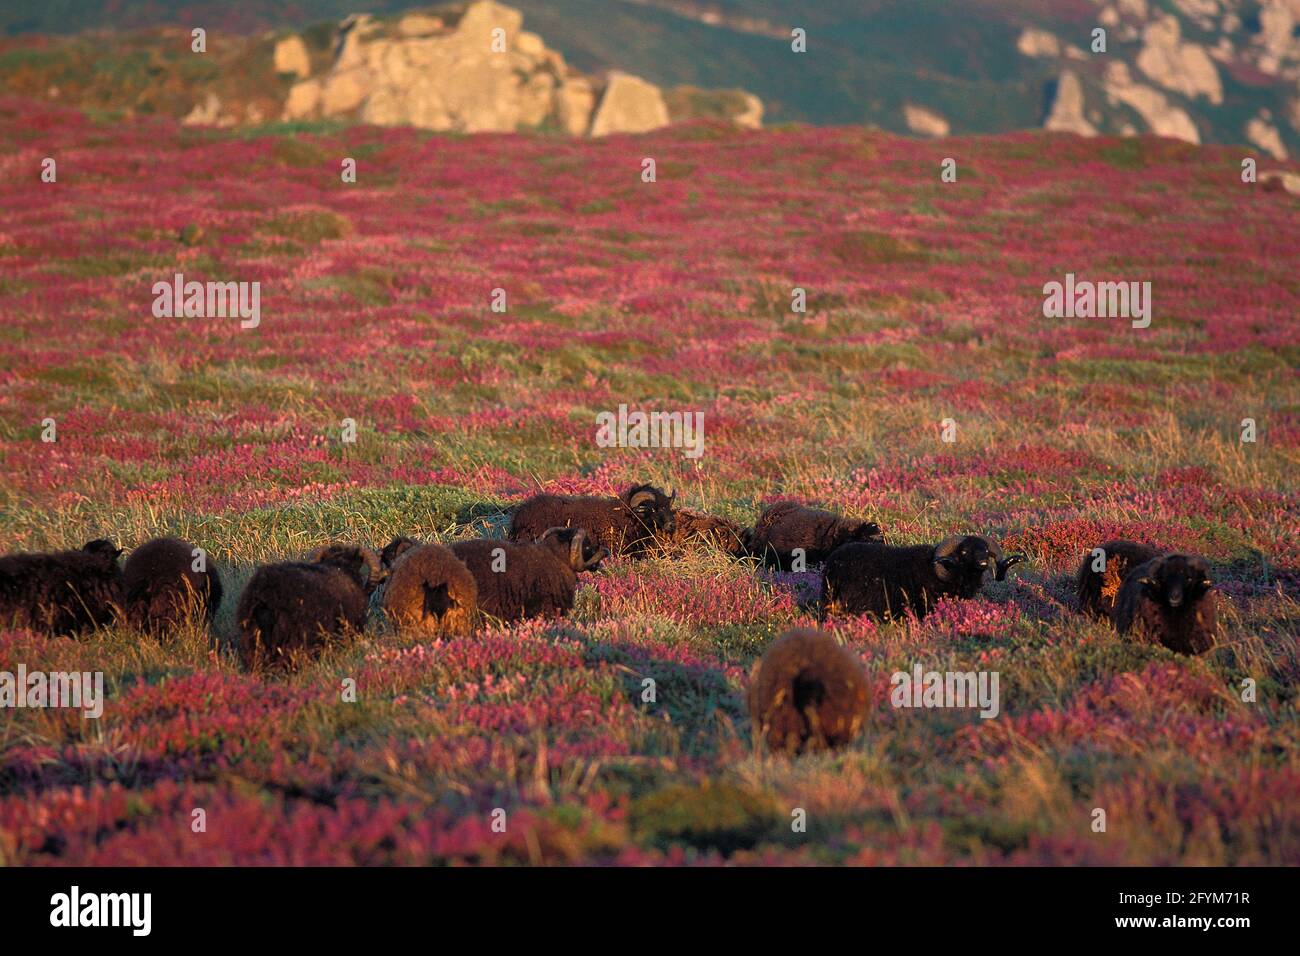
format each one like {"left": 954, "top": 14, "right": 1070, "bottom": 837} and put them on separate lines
{"left": 993, "top": 540, "right": 1026, "bottom": 581}
{"left": 569, "top": 528, "right": 586, "bottom": 569}
{"left": 628, "top": 489, "right": 656, "bottom": 509}
{"left": 538, "top": 526, "right": 570, "bottom": 544}
{"left": 933, "top": 535, "right": 965, "bottom": 558}
{"left": 360, "top": 546, "right": 382, "bottom": 582}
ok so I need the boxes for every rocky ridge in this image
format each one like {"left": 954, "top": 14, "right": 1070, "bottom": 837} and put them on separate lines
{"left": 270, "top": 1, "right": 760, "bottom": 136}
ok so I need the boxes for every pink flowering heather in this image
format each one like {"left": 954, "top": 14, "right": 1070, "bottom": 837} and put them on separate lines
{"left": 0, "top": 94, "right": 1296, "bottom": 867}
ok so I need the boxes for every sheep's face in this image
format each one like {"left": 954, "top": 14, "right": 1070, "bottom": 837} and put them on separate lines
{"left": 1139, "top": 554, "right": 1213, "bottom": 612}
{"left": 380, "top": 536, "right": 419, "bottom": 570}
{"left": 540, "top": 528, "right": 610, "bottom": 572}
{"left": 623, "top": 484, "right": 676, "bottom": 536}
{"left": 932, "top": 536, "right": 996, "bottom": 594}
{"left": 81, "top": 539, "right": 124, "bottom": 567}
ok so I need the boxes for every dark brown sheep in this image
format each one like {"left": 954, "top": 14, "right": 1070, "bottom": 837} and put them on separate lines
{"left": 822, "top": 535, "right": 1025, "bottom": 620}
{"left": 657, "top": 508, "right": 747, "bottom": 557}
{"left": 236, "top": 544, "right": 380, "bottom": 670}
{"left": 122, "top": 536, "right": 223, "bottom": 636}
{"left": 451, "top": 527, "right": 608, "bottom": 622}
{"left": 1113, "top": 552, "right": 1218, "bottom": 654}
{"left": 380, "top": 542, "right": 478, "bottom": 638}
{"left": 747, "top": 628, "right": 869, "bottom": 755}
{"left": 508, "top": 484, "right": 675, "bottom": 558}
{"left": 744, "top": 501, "right": 882, "bottom": 570}
{"left": 1075, "top": 539, "right": 1162, "bottom": 619}
{"left": 0, "top": 539, "right": 124, "bottom": 635}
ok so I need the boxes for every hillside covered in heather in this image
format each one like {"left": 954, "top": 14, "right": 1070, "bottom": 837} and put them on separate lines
{"left": 0, "top": 96, "right": 1298, "bottom": 864}
{"left": 3, "top": 0, "right": 1299, "bottom": 155}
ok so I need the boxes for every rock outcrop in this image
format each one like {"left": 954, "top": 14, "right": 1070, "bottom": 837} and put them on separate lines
{"left": 1045, "top": 71, "right": 1099, "bottom": 137}
{"left": 903, "top": 103, "right": 950, "bottom": 138}
{"left": 1104, "top": 62, "right": 1201, "bottom": 143}
{"left": 278, "top": 1, "right": 759, "bottom": 137}
{"left": 589, "top": 72, "right": 669, "bottom": 137}
{"left": 1017, "top": 28, "right": 1062, "bottom": 59}
{"left": 1247, "top": 112, "right": 1290, "bottom": 159}
{"left": 1135, "top": 15, "right": 1222, "bottom": 104}
{"left": 273, "top": 36, "right": 311, "bottom": 79}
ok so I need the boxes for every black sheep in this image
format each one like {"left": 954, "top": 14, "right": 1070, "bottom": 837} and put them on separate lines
{"left": 1113, "top": 552, "right": 1218, "bottom": 654}
{"left": 236, "top": 543, "right": 380, "bottom": 670}
{"left": 1075, "top": 539, "right": 1161, "bottom": 619}
{"left": 508, "top": 484, "right": 675, "bottom": 559}
{"left": 822, "top": 535, "right": 1025, "bottom": 620}
{"left": 0, "top": 539, "right": 123, "bottom": 635}
{"left": 747, "top": 628, "right": 869, "bottom": 755}
{"left": 122, "top": 536, "right": 223, "bottom": 635}
{"left": 380, "top": 541, "right": 478, "bottom": 638}
{"left": 451, "top": 527, "right": 608, "bottom": 621}
{"left": 744, "top": 501, "right": 882, "bottom": 570}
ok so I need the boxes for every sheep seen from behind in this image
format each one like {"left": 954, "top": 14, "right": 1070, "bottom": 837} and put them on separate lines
{"left": 747, "top": 628, "right": 869, "bottom": 755}
{"left": 122, "top": 536, "right": 223, "bottom": 636}
{"left": 380, "top": 541, "right": 478, "bottom": 639}
{"left": 236, "top": 543, "right": 380, "bottom": 670}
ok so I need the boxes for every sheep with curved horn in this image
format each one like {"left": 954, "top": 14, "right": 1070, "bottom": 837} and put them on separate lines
{"left": 508, "top": 483, "right": 676, "bottom": 559}
{"left": 822, "top": 534, "right": 1025, "bottom": 620}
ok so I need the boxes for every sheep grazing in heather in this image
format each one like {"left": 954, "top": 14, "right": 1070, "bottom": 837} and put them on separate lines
{"left": 747, "top": 628, "right": 869, "bottom": 755}
{"left": 121, "top": 536, "right": 223, "bottom": 635}
{"left": 744, "top": 501, "right": 882, "bottom": 570}
{"left": 0, "top": 539, "right": 124, "bottom": 635}
{"left": 508, "top": 484, "right": 676, "bottom": 559}
{"left": 380, "top": 541, "right": 478, "bottom": 638}
{"left": 1075, "top": 539, "right": 1162, "bottom": 619}
{"left": 451, "top": 527, "right": 608, "bottom": 622}
{"left": 658, "top": 508, "right": 748, "bottom": 557}
{"left": 236, "top": 543, "right": 380, "bottom": 670}
{"left": 822, "top": 535, "right": 1025, "bottom": 621}
{"left": 1113, "top": 552, "right": 1218, "bottom": 655}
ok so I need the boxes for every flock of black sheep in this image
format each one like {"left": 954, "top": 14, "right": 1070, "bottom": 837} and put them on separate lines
{"left": 0, "top": 483, "right": 1220, "bottom": 754}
